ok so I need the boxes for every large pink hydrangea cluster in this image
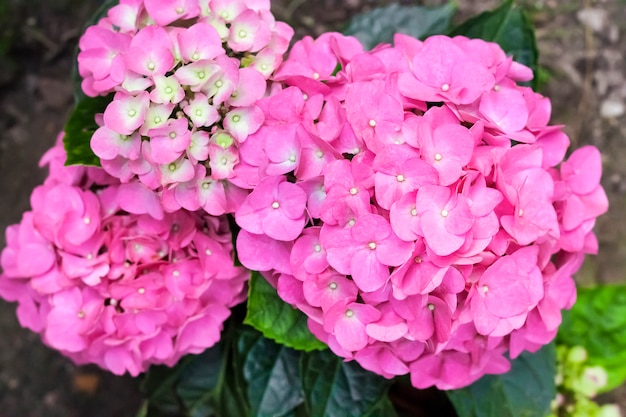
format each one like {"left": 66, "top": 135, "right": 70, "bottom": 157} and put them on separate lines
{"left": 0, "top": 136, "right": 248, "bottom": 376}
{"left": 78, "top": 0, "right": 293, "bottom": 215}
{"left": 233, "top": 33, "right": 609, "bottom": 389}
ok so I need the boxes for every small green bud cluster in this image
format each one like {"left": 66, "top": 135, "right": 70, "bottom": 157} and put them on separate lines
{"left": 549, "top": 345, "right": 622, "bottom": 417}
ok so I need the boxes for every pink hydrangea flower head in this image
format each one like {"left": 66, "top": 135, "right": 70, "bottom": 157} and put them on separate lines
{"left": 232, "top": 32, "right": 609, "bottom": 391}
{"left": 0, "top": 141, "right": 249, "bottom": 376}
{"left": 75, "top": 0, "right": 294, "bottom": 216}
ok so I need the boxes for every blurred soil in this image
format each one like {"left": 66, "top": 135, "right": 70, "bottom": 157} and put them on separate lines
{"left": 0, "top": 0, "right": 624, "bottom": 416}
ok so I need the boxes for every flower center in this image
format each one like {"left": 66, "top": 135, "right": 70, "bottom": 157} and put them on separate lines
{"left": 271, "top": 201, "right": 280, "bottom": 209}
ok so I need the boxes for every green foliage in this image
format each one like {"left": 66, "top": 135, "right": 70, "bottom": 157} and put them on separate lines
{"left": 344, "top": 2, "right": 457, "bottom": 50}
{"left": 447, "top": 343, "right": 556, "bottom": 417}
{"left": 548, "top": 345, "right": 620, "bottom": 417}
{"left": 140, "top": 320, "right": 397, "bottom": 417}
{"left": 300, "top": 350, "right": 394, "bottom": 417}
{"left": 238, "top": 330, "right": 304, "bottom": 416}
{"left": 63, "top": 94, "right": 111, "bottom": 166}
{"left": 557, "top": 284, "right": 626, "bottom": 392}
{"left": 244, "top": 272, "right": 327, "bottom": 352}
{"left": 449, "top": 0, "right": 540, "bottom": 90}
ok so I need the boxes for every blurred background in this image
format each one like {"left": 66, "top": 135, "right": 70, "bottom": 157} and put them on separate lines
{"left": 0, "top": 0, "right": 624, "bottom": 415}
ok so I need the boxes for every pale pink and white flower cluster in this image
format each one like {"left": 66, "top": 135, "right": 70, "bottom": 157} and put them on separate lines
{"left": 0, "top": 136, "right": 248, "bottom": 376}
{"left": 78, "top": 0, "right": 293, "bottom": 216}
{"left": 233, "top": 33, "right": 609, "bottom": 389}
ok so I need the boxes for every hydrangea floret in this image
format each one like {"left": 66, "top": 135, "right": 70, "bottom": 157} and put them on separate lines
{"left": 233, "top": 33, "right": 609, "bottom": 389}
{"left": 0, "top": 136, "right": 248, "bottom": 376}
{"left": 78, "top": 0, "right": 293, "bottom": 216}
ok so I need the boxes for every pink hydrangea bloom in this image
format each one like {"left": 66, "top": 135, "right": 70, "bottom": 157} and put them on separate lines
{"left": 233, "top": 33, "right": 608, "bottom": 390}
{"left": 78, "top": 0, "right": 294, "bottom": 216}
{"left": 0, "top": 138, "right": 248, "bottom": 376}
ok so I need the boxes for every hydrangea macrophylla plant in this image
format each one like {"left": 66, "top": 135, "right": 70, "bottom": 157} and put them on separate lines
{"left": 233, "top": 33, "right": 609, "bottom": 390}
{"left": 78, "top": 0, "right": 293, "bottom": 216}
{"left": 0, "top": 135, "right": 248, "bottom": 376}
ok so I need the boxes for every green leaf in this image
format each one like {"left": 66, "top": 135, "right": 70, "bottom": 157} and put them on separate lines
{"left": 363, "top": 396, "right": 399, "bottom": 417}
{"left": 449, "top": 0, "right": 539, "bottom": 89}
{"left": 176, "top": 346, "right": 222, "bottom": 417}
{"left": 300, "top": 350, "right": 393, "bottom": 417}
{"left": 238, "top": 328, "right": 304, "bottom": 417}
{"left": 244, "top": 272, "right": 327, "bottom": 352}
{"left": 213, "top": 357, "right": 252, "bottom": 417}
{"left": 140, "top": 356, "right": 195, "bottom": 416}
{"left": 558, "top": 284, "right": 626, "bottom": 392}
{"left": 344, "top": 2, "right": 457, "bottom": 50}
{"left": 63, "top": 94, "right": 111, "bottom": 166}
{"left": 447, "top": 343, "right": 556, "bottom": 417}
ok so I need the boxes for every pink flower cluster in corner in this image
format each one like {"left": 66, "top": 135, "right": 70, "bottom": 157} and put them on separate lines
{"left": 0, "top": 136, "right": 248, "bottom": 376}
{"left": 78, "top": 0, "right": 293, "bottom": 216}
{"left": 233, "top": 33, "right": 609, "bottom": 389}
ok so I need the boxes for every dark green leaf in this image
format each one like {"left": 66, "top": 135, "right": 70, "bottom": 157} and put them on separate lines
{"left": 449, "top": 0, "right": 539, "bottom": 89}
{"left": 300, "top": 350, "right": 393, "bottom": 417}
{"left": 363, "top": 395, "right": 399, "bottom": 417}
{"left": 63, "top": 94, "right": 111, "bottom": 166}
{"left": 447, "top": 342, "right": 556, "bottom": 417}
{"left": 558, "top": 284, "right": 626, "bottom": 392}
{"left": 238, "top": 328, "right": 304, "bottom": 417}
{"left": 344, "top": 2, "right": 457, "bottom": 50}
{"left": 140, "top": 356, "right": 195, "bottom": 415}
{"left": 207, "top": 323, "right": 251, "bottom": 417}
{"left": 176, "top": 346, "right": 222, "bottom": 417}
{"left": 244, "top": 272, "right": 327, "bottom": 352}
{"left": 213, "top": 359, "right": 252, "bottom": 417}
